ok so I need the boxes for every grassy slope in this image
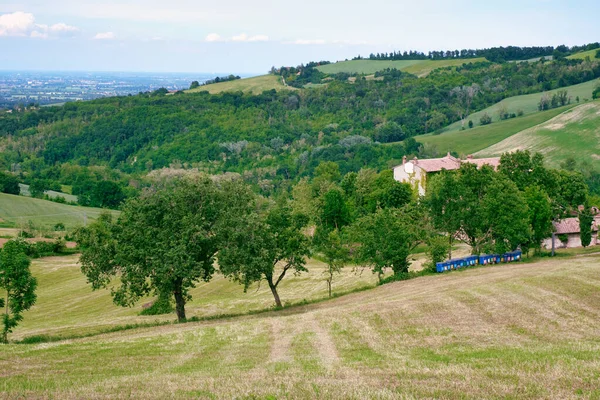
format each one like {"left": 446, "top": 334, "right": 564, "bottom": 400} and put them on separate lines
{"left": 185, "top": 74, "right": 291, "bottom": 94}
{"left": 2, "top": 252, "right": 600, "bottom": 398}
{"left": 476, "top": 101, "right": 600, "bottom": 168}
{"left": 416, "top": 105, "right": 575, "bottom": 156}
{"left": 567, "top": 49, "right": 598, "bottom": 60}
{"left": 444, "top": 78, "right": 600, "bottom": 132}
{"left": 317, "top": 58, "right": 487, "bottom": 77}
{"left": 0, "top": 193, "right": 119, "bottom": 230}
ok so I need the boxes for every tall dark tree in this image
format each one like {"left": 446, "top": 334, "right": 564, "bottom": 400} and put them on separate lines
{"left": 579, "top": 208, "right": 594, "bottom": 248}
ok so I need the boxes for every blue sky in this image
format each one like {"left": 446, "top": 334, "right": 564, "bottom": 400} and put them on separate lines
{"left": 0, "top": 0, "right": 598, "bottom": 73}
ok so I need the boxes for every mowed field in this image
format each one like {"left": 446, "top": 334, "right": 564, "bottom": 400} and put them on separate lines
{"left": 443, "top": 78, "right": 600, "bottom": 133}
{"left": 568, "top": 49, "right": 599, "bottom": 60}
{"left": 317, "top": 58, "right": 487, "bottom": 77}
{"left": 2, "top": 251, "right": 600, "bottom": 398}
{"left": 0, "top": 193, "right": 119, "bottom": 230}
{"left": 476, "top": 101, "right": 600, "bottom": 168}
{"left": 185, "top": 75, "right": 292, "bottom": 95}
{"left": 416, "top": 105, "right": 575, "bottom": 156}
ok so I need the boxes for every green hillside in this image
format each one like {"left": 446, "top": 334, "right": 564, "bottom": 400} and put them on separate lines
{"left": 0, "top": 193, "right": 119, "bottom": 230}
{"left": 568, "top": 49, "right": 598, "bottom": 60}
{"left": 2, "top": 252, "right": 600, "bottom": 398}
{"left": 443, "top": 78, "right": 600, "bottom": 133}
{"left": 476, "top": 101, "right": 600, "bottom": 168}
{"left": 317, "top": 58, "right": 487, "bottom": 77}
{"left": 416, "top": 105, "right": 574, "bottom": 156}
{"left": 186, "top": 74, "right": 292, "bottom": 94}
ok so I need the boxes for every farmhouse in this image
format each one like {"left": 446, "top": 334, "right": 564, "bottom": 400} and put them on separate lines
{"left": 393, "top": 153, "right": 500, "bottom": 196}
{"left": 542, "top": 217, "right": 600, "bottom": 249}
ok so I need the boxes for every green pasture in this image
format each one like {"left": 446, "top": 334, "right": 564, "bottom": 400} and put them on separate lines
{"left": 186, "top": 74, "right": 292, "bottom": 94}
{"left": 316, "top": 58, "right": 487, "bottom": 77}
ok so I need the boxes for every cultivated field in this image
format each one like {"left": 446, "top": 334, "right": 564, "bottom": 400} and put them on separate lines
{"left": 0, "top": 193, "right": 119, "bottom": 231}
{"left": 443, "top": 78, "right": 600, "bottom": 133}
{"left": 1, "top": 251, "right": 600, "bottom": 398}
{"left": 416, "top": 105, "right": 574, "bottom": 156}
{"left": 186, "top": 75, "right": 292, "bottom": 95}
{"left": 476, "top": 101, "right": 600, "bottom": 168}
{"left": 317, "top": 58, "right": 487, "bottom": 77}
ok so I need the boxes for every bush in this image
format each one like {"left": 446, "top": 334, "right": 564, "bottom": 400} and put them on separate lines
{"left": 468, "top": 120, "right": 473, "bottom": 129}
{"left": 593, "top": 85, "right": 600, "bottom": 100}
{"left": 480, "top": 113, "right": 492, "bottom": 125}
{"left": 139, "top": 294, "right": 173, "bottom": 316}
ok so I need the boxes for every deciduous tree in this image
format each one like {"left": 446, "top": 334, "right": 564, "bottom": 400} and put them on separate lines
{"left": 0, "top": 239, "right": 37, "bottom": 343}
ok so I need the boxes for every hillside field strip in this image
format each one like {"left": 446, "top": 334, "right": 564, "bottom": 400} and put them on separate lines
{"left": 476, "top": 100, "right": 600, "bottom": 168}
{"left": 317, "top": 58, "right": 487, "bottom": 77}
{"left": 1, "top": 251, "right": 600, "bottom": 398}
{"left": 0, "top": 193, "right": 119, "bottom": 230}
{"left": 416, "top": 105, "right": 574, "bottom": 156}
{"left": 186, "top": 75, "right": 292, "bottom": 94}
{"left": 567, "top": 49, "right": 599, "bottom": 60}
{"left": 443, "top": 78, "right": 600, "bottom": 132}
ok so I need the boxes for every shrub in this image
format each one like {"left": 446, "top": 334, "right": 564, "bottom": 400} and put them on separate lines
{"left": 468, "top": 120, "right": 473, "bottom": 129}
{"left": 480, "top": 113, "right": 492, "bottom": 125}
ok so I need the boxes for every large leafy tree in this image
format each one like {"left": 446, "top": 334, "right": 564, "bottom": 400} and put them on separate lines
{"left": 351, "top": 205, "right": 425, "bottom": 280}
{"left": 77, "top": 177, "right": 253, "bottom": 322}
{"left": 219, "top": 204, "right": 311, "bottom": 308}
{"left": 483, "top": 176, "right": 531, "bottom": 254}
{"left": 0, "top": 239, "right": 37, "bottom": 343}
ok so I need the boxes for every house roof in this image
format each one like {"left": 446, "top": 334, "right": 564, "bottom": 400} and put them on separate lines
{"left": 463, "top": 157, "right": 501, "bottom": 169}
{"left": 553, "top": 217, "right": 600, "bottom": 234}
{"left": 395, "top": 154, "right": 501, "bottom": 173}
{"left": 414, "top": 155, "right": 461, "bottom": 172}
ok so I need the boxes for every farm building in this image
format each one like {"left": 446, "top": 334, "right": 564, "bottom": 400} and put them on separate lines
{"left": 542, "top": 217, "right": 600, "bottom": 249}
{"left": 393, "top": 153, "right": 500, "bottom": 196}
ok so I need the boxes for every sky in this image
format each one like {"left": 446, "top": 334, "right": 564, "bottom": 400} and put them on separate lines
{"left": 0, "top": 0, "right": 598, "bottom": 73}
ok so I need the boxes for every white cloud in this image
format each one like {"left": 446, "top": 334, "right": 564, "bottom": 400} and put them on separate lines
{"left": 50, "top": 23, "right": 80, "bottom": 36}
{"left": 292, "top": 39, "right": 327, "bottom": 45}
{"left": 0, "top": 11, "right": 36, "bottom": 37}
{"left": 232, "top": 33, "right": 269, "bottom": 42}
{"left": 205, "top": 33, "right": 222, "bottom": 42}
{"left": 94, "top": 32, "right": 117, "bottom": 40}
{"left": 0, "top": 11, "right": 79, "bottom": 39}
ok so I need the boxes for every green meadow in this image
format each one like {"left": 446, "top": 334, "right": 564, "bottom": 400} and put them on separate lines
{"left": 186, "top": 74, "right": 292, "bottom": 94}
{"left": 317, "top": 58, "right": 487, "bottom": 77}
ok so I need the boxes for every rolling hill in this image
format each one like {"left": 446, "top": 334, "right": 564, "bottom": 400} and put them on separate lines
{"left": 316, "top": 57, "right": 487, "bottom": 77}
{"left": 443, "top": 78, "right": 600, "bottom": 133}
{"left": 185, "top": 74, "right": 292, "bottom": 94}
{"left": 1, "top": 251, "right": 600, "bottom": 398}
{"left": 475, "top": 100, "right": 600, "bottom": 168}
{"left": 567, "top": 49, "right": 599, "bottom": 60}
{"left": 416, "top": 105, "right": 576, "bottom": 156}
{"left": 0, "top": 193, "right": 119, "bottom": 231}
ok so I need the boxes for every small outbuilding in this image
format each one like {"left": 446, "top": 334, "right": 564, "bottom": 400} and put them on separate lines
{"left": 542, "top": 217, "right": 599, "bottom": 249}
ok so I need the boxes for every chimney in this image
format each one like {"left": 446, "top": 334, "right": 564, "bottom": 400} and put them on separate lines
{"left": 402, "top": 155, "right": 407, "bottom": 165}
{"left": 447, "top": 152, "right": 451, "bottom": 158}
{"left": 467, "top": 154, "right": 473, "bottom": 159}
{"left": 413, "top": 156, "right": 418, "bottom": 165}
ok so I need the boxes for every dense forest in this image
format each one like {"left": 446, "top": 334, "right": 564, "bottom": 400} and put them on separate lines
{"left": 1, "top": 51, "right": 600, "bottom": 206}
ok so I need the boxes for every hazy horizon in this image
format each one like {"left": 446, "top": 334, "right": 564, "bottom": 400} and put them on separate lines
{"left": 1, "top": 1, "right": 599, "bottom": 73}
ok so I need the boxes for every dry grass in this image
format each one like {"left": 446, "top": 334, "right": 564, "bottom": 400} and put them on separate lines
{"left": 2, "top": 253, "right": 600, "bottom": 398}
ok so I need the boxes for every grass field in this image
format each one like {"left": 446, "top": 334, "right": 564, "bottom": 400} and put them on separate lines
{"left": 567, "top": 49, "right": 599, "bottom": 60}
{"left": 416, "top": 105, "right": 575, "bottom": 156}
{"left": 476, "top": 101, "right": 600, "bottom": 168}
{"left": 443, "top": 78, "right": 600, "bottom": 133}
{"left": 0, "top": 193, "right": 119, "bottom": 231}
{"left": 317, "top": 58, "right": 487, "bottom": 77}
{"left": 1, "top": 251, "right": 600, "bottom": 398}
{"left": 186, "top": 75, "right": 292, "bottom": 94}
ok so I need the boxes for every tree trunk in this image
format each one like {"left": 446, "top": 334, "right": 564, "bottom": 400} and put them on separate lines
{"left": 327, "top": 278, "right": 332, "bottom": 298}
{"left": 173, "top": 279, "right": 186, "bottom": 322}
{"left": 267, "top": 278, "right": 282, "bottom": 308}
{"left": 3, "top": 291, "right": 9, "bottom": 343}
{"left": 448, "top": 235, "right": 453, "bottom": 260}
